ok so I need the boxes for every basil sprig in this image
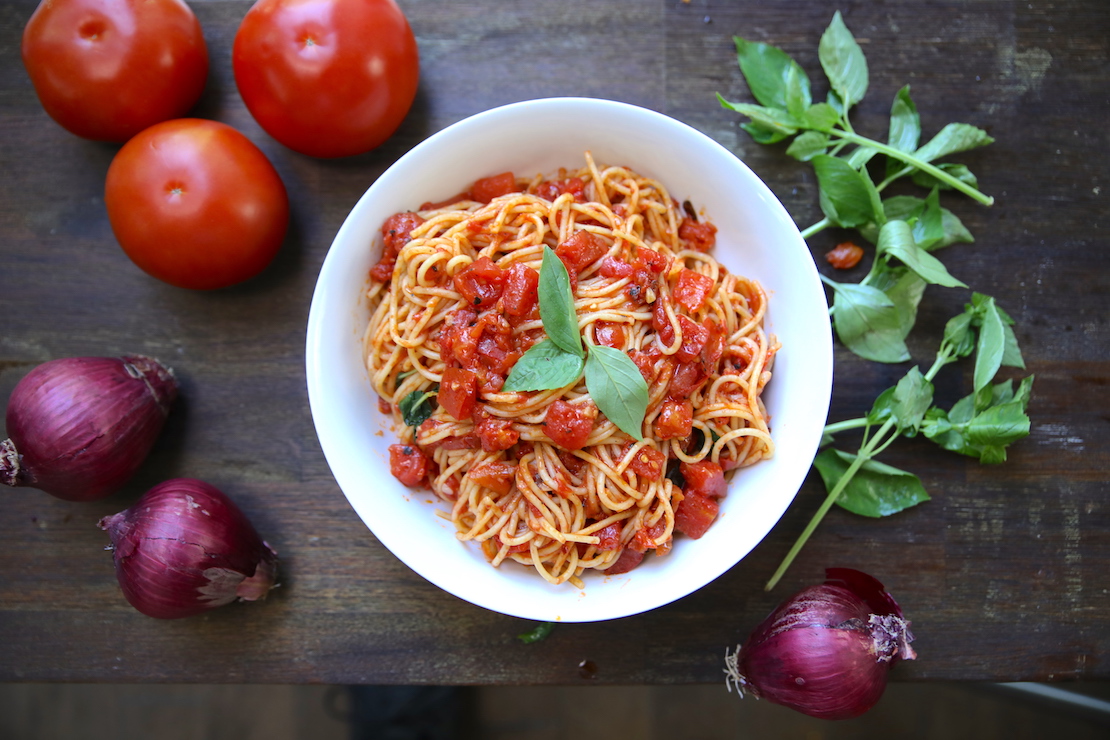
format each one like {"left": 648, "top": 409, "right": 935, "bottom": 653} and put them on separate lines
{"left": 398, "top": 387, "right": 437, "bottom": 427}
{"left": 502, "top": 245, "right": 648, "bottom": 440}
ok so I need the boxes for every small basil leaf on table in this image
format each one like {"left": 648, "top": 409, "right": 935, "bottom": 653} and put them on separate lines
{"left": 826, "top": 280, "right": 910, "bottom": 363}
{"left": 539, "top": 246, "right": 584, "bottom": 358}
{"left": 732, "top": 36, "right": 811, "bottom": 111}
{"left": 502, "top": 339, "right": 585, "bottom": 392}
{"left": 583, "top": 345, "right": 648, "bottom": 441}
{"left": 818, "top": 10, "right": 869, "bottom": 110}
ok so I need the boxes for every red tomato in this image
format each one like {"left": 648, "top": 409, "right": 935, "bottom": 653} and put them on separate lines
{"left": 104, "top": 119, "right": 289, "bottom": 290}
{"left": 21, "top": 0, "right": 208, "bottom": 142}
{"left": 678, "top": 217, "right": 717, "bottom": 251}
{"left": 679, "top": 460, "right": 727, "bottom": 499}
{"left": 628, "top": 446, "right": 666, "bottom": 479}
{"left": 654, "top": 399, "right": 693, "bottom": 440}
{"left": 605, "top": 547, "right": 644, "bottom": 574}
{"left": 675, "top": 316, "right": 709, "bottom": 363}
{"left": 545, "top": 400, "right": 594, "bottom": 450}
{"left": 673, "top": 268, "right": 714, "bottom": 313}
{"left": 388, "top": 443, "right": 429, "bottom": 487}
{"left": 502, "top": 263, "right": 539, "bottom": 316}
{"left": 232, "top": 0, "right": 419, "bottom": 158}
{"left": 556, "top": 230, "right": 608, "bottom": 274}
{"left": 468, "top": 460, "right": 516, "bottom": 496}
{"left": 438, "top": 367, "right": 478, "bottom": 421}
{"left": 469, "top": 172, "right": 518, "bottom": 202}
{"left": 593, "top": 523, "right": 622, "bottom": 551}
{"left": 674, "top": 491, "right": 719, "bottom": 539}
{"left": 454, "top": 256, "right": 506, "bottom": 309}
{"left": 370, "top": 211, "right": 424, "bottom": 282}
{"left": 476, "top": 413, "right": 519, "bottom": 453}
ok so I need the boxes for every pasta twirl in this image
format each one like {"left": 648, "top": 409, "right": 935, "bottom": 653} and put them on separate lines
{"left": 363, "top": 152, "right": 778, "bottom": 587}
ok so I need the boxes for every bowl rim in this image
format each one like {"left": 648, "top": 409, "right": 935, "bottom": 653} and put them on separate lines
{"left": 306, "top": 96, "right": 833, "bottom": 622}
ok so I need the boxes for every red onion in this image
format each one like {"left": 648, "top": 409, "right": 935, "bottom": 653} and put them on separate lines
{"left": 724, "top": 568, "right": 916, "bottom": 720}
{"left": 98, "top": 478, "right": 278, "bottom": 619}
{"left": 1, "top": 355, "right": 177, "bottom": 501}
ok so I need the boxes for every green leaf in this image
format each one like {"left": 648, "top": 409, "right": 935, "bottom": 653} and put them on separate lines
{"left": 876, "top": 220, "right": 966, "bottom": 288}
{"left": 814, "top": 448, "right": 930, "bottom": 518}
{"left": 786, "top": 131, "right": 830, "bottom": 161}
{"left": 887, "top": 86, "right": 921, "bottom": 154}
{"left": 717, "top": 97, "right": 801, "bottom": 136}
{"left": 912, "top": 163, "right": 978, "bottom": 191}
{"left": 922, "top": 376, "right": 1034, "bottom": 463}
{"left": 741, "top": 121, "right": 792, "bottom": 145}
{"left": 861, "top": 195, "right": 974, "bottom": 251}
{"left": 399, "top": 387, "right": 438, "bottom": 427}
{"left": 828, "top": 281, "right": 910, "bottom": 363}
{"left": 812, "top": 154, "right": 879, "bottom": 227}
{"left": 868, "top": 366, "right": 934, "bottom": 434}
{"left": 502, "top": 340, "right": 585, "bottom": 392}
{"left": 539, "top": 246, "right": 584, "bottom": 358}
{"left": 940, "top": 310, "right": 977, "bottom": 360}
{"left": 784, "top": 62, "right": 812, "bottom": 118}
{"left": 818, "top": 11, "right": 869, "bottom": 110}
{"left": 971, "top": 294, "right": 1006, "bottom": 394}
{"left": 914, "top": 123, "right": 995, "bottom": 164}
{"left": 517, "top": 622, "right": 556, "bottom": 644}
{"left": 584, "top": 345, "right": 649, "bottom": 440}
{"left": 915, "top": 188, "right": 945, "bottom": 250}
{"left": 869, "top": 265, "right": 926, "bottom": 341}
{"left": 733, "top": 36, "right": 811, "bottom": 110}
{"left": 801, "top": 103, "right": 840, "bottom": 132}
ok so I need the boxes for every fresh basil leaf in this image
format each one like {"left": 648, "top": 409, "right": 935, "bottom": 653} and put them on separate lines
{"left": 399, "top": 387, "right": 438, "bottom": 427}
{"left": 584, "top": 345, "right": 648, "bottom": 440}
{"left": 741, "top": 121, "right": 792, "bottom": 145}
{"left": 845, "top": 145, "right": 878, "bottom": 170}
{"left": 828, "top": 280, "right": 910, "bottom": 363}
{"left": 502, "top": 340, "right": 584, "bottom": 392}
{"left": 971, "top": 294, "right": 1006, "bottom": 395}
{"left": 517, "top": 622, "right": 556, "bottom": 644}
{"left": 784, "top": 62, "right": 812, "bottom": 118}
{"left": 869, "top": 265, "right": 926, "bottom": 341}
{"left": 914, "top": 122, "right": 994, "bottom": 164}
{"left": 732, "top": 36, "right": 811, "bottom": 110}
{"left": 940, "top": 310, "right": 977, "bottom": 360}
{"left": 866, "top": 367, "right": 933, "bottom": 434}
{"left": 818, "top": 11, "right": 869, "bottom": 110}
{"left": 786, "top": 131, "right": 830, "bottom": 161}
{"left": 812, "top": 154, "right": 878, "bottom": 227}
{"left": 922, "top": 378, "right": 1033, "bottom": 464}
{"left": 887, "top": 85, "right": 921, "bottom": 156}
{"left": 814, "top": 448, "right": 930, "bottom": 518}
{"left": 717, "top": 97, "right": 801, "bottom": 136}
{"left": 539, "top": 246, "right": 583, "bottom": 358}
{"left": 916, "top": 188, "right": 945, "bottom": 250}
{"left": 965, "top": 401, "right": 1031, "bottom": 450}
{"left": 860, "top": 165, "right": 885, "bottom": 228}
{"left": 876, "top": 220, "right": 966, "bottom": 288}
{"left": 861, "top": 195, "right": 974, "bottom": 251}
{"left": 801, "top": 103, "right": 840, "bottom": 132}
{"left": 912, "top": 163, "right": 978, "bottom": 191}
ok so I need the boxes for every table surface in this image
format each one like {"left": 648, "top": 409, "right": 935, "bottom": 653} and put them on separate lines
{"left": 2, "top": 0, "right": 1107, "bottom": 685}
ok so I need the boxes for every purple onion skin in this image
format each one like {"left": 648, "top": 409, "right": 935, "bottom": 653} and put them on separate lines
{"left": 2, "top": 355, "right": 177, "bottom": 501}
{"left": 727, "top": 568, "right": 916, "bottom": 721}
{"left": 99, "top": 478, "right": 278, "bottom": 619}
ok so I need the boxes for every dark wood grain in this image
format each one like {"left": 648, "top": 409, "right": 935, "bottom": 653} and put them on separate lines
{"left": 2, "top": 0, "right": 1108, "bottom": 684}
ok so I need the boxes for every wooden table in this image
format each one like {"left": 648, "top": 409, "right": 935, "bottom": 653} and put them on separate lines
{"left": 2, "top": 0, "right": 1107, "bottom": 685}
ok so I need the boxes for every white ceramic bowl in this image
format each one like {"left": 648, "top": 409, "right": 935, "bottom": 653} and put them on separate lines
{"left": 306, "top": 97, "right": 832, "bottom": 622}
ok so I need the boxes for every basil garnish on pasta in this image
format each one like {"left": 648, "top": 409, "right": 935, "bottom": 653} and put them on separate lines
{"left": 503, "top": 246, "right": 648, "bottom": 439}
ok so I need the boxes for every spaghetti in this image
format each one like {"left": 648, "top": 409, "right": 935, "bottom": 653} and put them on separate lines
{"left": 363, "top": 152, "right": 777, "bottom": 586}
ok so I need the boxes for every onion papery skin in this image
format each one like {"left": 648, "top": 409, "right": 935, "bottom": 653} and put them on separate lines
{"left": 2, "top": 355, "right": 177, "bottom": 501}
{"left": 726, "top": 568, "right": 915, "bottom": 721}
{"left": 99, "top": 478, "right": 278, "bottom": 619}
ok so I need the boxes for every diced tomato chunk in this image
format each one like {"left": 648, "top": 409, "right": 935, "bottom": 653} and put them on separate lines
{"left": 476, "top": 412, "right": 520, "bottom": 452}
{"left": 438, "top": 367, "right": 478, "bottom": 420}
{"left": 605, "top": 547, "right": 644, "bottom": 575}
{"left": 679, "top": 460, "right": 727, "bottom": 499}
{"left": 652, "top": 295, "right": 676, "bottom": 346}
{"left": 389, "top": 444, "right": 429, "bottom": 487}
{"left": 502, "top": 262, "right": 540, "bottom": 316}
{"left": 370, "top": 212, "right": 425, "bottom": 282}
{"left": 594, "top": 522, "right": 622, "bottom": 551}
{"left": 454, "top": 256, "right": 506, "bottom": 309}
{"left": 678, "top": 217, "right": 717, "bottom": 251}
{"left": 534, "top": 177, "right": 586, "bottom": 202}
{"left": 556, "top": 230, "right": 608, "bottom": 274}
{"left": 667, "top": 360, "right": 708, "bottom": 400}
{"left": 826, "top": 241, "right": 865, "bottom": 269}
{"left": 545, "top": 399, "right": 594, "bottom": 450}
{"left": 628, "top": 446, "right": 666, "bottom": 479}
{"left": 594, "top": 321, "right": 625, "bottom": 349}
{"left": 654, "top": 399, "right": 693, "bottom": 439}
{"left": 469, "top": 172, "right": 517, "bottom": 202}
{"left": 438, "top": 307, "right": 479, "bottom": 368}
{"left": 468, "top": 460, "right": 517, "bottom": 495}
{"left": 631, "top": 519, "right": 668, "bottom": 552}
{"left": 701, "top": 319, "right": 724, "bottom": 369}
{"left": 673, "top": 491, "right": 719, "bottom": 539}
{"left": 673, "top": 268, "right": 714, "bottom": 313}
{"left": 675, "top": 315, "right": 709, "bottom": 363}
